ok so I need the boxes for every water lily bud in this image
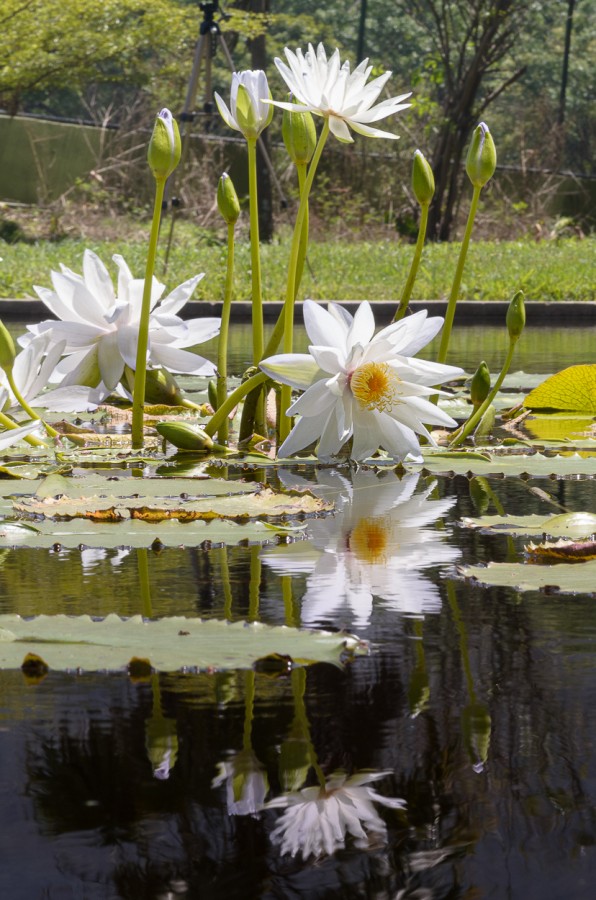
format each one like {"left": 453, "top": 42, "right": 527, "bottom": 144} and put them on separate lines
{"left": 147, "top": 108, "right": 181, "bottom": 181}
{"left": 156, "top": 421, "right": 215, "bottom": 451}
{"left": 282, "top": 101, "right": 317, "bottom": 165}
{"left": 412, "top": 149, "right": 435, "bottom": 205}
{"left": 208, "top": 378, "right": 219, "bottom": 410}
{"left": 466, "top": 122, "right": 497, "bottom": 188}
{"left": 234, "top": 82, "right": 273, "bottom": 141}
{"left": 506, "top": 290, "right": 526, "bottom": 343}
{"left": 0, "top": 319, "right": 16, "bottom": 372}
{"left": 470, "top": 360, "right": 491, "bottom": 408}
{"left": 217, "top": 173, "right": 240, "bottom": 226}
{"left": 144, "top": 367, "right": 186, "bottom": 406}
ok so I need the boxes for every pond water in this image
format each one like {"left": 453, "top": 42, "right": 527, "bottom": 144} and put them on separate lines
{"left": 1, "top": 324, "right": 595, "bottom": 899}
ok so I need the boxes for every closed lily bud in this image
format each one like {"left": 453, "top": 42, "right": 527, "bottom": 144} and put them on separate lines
{"left": 466, "top": 122, "right": 497, "bottom": 188}
{"left": 470, "top": 360, "right": 491, "bottom": 408}
{"left": 147, "top": 108, "right": 181, "bottom": 181}
{"left": 156, "top": 421, "right": 215, "bottom": 451}
{"left": 506, "top": 290, "right": 526, "bottom": 343}
{"left": 235, "top": 81, "right": 273, "bottom": 140}
{"left": 412, "top": 149, "right": 435, "bottom": 205}
{"left": 144, "top": 367, "right": 185, "bottom": 406}
{"left": 282, "top": 101, "right": 317, "bottom": 166}
{"left": 217, "top": 173, "right": 240, "bottom": 226}
{"left": 0, "top": 319, "right": 16, "bottom": 372}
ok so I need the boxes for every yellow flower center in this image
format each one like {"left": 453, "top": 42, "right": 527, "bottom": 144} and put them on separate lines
{"left": 349, "top": 362, "right": 397, "bottom": 412}
{"left": 348, "top": 517, "right": 389, "bottom": 564}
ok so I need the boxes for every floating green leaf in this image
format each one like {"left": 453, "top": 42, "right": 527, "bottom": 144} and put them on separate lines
{"left": 415, "top": 450, "right": 596, "bottom": 478}
{"left": 459, "top": 559, "right": 596, "bottom": 595}
{"left": 0, "top": 614, "right": 368, "bottom": 672}
{"left": 524, "top": 365, "right": 596, "bottom": 412}
{"left": 461, "top": 511, "right": 596, "bottom": 539}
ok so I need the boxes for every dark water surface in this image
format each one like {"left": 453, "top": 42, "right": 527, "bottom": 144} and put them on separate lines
{"left": 1, "top": 328, "right": 596, "bottom": 898}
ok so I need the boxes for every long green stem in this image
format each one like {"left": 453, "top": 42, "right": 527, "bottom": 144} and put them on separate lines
{"left": 449, "top": 338, "right": 517, "bottom": 448}
{"left": 204, "top": 369, "right": 268, "bottom": 438}
{"left": 247, "top": 139, "right": 264, "bottom": 364}
{"left": 279, "top": 119, "right": 330, "bottom": 444}
{"left": 291, "top": 667, "right": 326, "bottom": 789}
{"left": 132, "top": 178, "right": 166, "bottom": 449}
{"left": 294, "top": 163, "right": 309, "bottom": 302}
{"left": 217, "top": 221, "right": 236, "bottom": 444}
{"left": 437, "top": 184, "right": 482, "bottom": 364}
{"left": 5, "top": 370, "right": 58, "bottom": 438}
{"left": 248, "top": 546, "right": 261, "bottom": 622}
{"left": 394, "top": 203, "right": 429, "bottom": 322}
{"left": 243, "top": 669, "right": 256, "bottom": 751}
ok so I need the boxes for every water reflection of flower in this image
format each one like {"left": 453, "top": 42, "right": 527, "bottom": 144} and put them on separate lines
{"left": 211, "top": 670, "right": 269, "bottom": 817}
{"left": 266, "top": 771, "right": 405, "bottom": 859}
{"left": 212, "top": 751, "right": 269, "bottom": 817}
{"left": 263, "top": 470, "right": 459, "bottom": 628}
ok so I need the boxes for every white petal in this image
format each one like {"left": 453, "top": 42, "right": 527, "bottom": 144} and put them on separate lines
{"left": 328, "top": 116, "right": 354, "bottom": 143}
{"left": 277, "top": 412, "right": 326, "bottom": 458}
{"left": 98, "top": 332, "right": 125, "bottom": 390}
{"left": 303, "top": 300, "right": 348, "bottom": 353}
{"left": 214, "top": 92, "right": 240, "bottom": 132}
{"left": 157, "top": 274, "right": 205, "bottom": 316}
{"left": 259, "top": 354, "right": 322, "bottom": 390}
{"left": 346, "top": 300, "right": 375, "bottom": 348}
{"left": 151, "top": 344, "right": 216, "bottom": 375}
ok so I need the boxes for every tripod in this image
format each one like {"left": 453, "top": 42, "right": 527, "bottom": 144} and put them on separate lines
{"left": 163, "top": 0, "right": 284, "bottom": 271}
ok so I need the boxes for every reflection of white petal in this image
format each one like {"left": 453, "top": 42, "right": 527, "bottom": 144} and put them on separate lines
{"left": 267, "top": 771, "right": 405, "bottom": 859}
{"left": 262, "top": 469, "right": 459, "bottom": 628}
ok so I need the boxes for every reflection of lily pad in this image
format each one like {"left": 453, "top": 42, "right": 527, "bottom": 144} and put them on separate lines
{"left": 0, "top": 614, "right": 368, "bottom": 672}
{"left": 459, "top": 559, "right": 596, "bottom": 595}
{"left": 523, "top": 414, "right": 595, "bottom": 442}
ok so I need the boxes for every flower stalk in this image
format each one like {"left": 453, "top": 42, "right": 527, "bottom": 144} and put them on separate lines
{"left": 450, "top": 291, "right": 525, "bottom": 448}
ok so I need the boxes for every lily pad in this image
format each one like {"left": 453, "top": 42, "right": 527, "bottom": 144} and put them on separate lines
{"left": 0, "top": 514, "right": 312, "bottom": 550}
{"left": 524, "top": 365, "right": 596, "bottom": 413}
{"left": 459, "top": 559, "right": 596, "bottom": 595}
{"left": 415, "top": 450, "right": 596, "bottom": 478}
{"left": 461, "top": 511, "right": 596, "bottom": 539}
{"left": 0, "top": 614, "right": 368, "bottom": 672}
{"left": 13, "top": 486, "right": 331, "bottom": 523}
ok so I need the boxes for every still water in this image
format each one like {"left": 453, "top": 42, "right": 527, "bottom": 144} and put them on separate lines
{"left": 0, "top": 324, "right": 595, "bottom": 898}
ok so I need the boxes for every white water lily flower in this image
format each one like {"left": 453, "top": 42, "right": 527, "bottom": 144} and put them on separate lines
{"left": 271, "top": 43, "right": 411, "bottom": 143}
{"left": 262, "top": 470, "right": 458, "bottom": 629}
{"left": 214, "top": 69, "right": 273, "bottom": 139}
{"left": 0, "top": 333, "right": 100, "bottom": 413}
{"left": 23, "top": 250, "right": 220, "bottom": 397}
{"left": 260, "top": 300, "right": 463, "bottom": 462}
{"left": 266, "top": 770, "right": 405, "bottom": 859}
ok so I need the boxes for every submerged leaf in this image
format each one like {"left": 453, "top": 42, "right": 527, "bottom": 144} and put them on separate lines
{"left": 0, "top": 614, "right": 368, "bottom": 672}
{"left": 525, "top": 539, "right": 596, "bottom": 562}
{"left": 524, "top": 365, "right": 596, "bottom": 413}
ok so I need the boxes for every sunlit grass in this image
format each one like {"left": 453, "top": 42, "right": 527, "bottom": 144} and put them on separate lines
{"left": 1, "top": 226, "right": 593, "bottom": 304}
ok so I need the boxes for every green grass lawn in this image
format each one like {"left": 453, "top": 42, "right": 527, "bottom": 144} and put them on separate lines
{"left": 1, "top": 227, "right": 593, "bottom": 304}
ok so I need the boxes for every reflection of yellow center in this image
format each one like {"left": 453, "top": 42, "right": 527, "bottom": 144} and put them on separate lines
{"left": 350, "top": 362, "right": 397, "bottom": 412}
{"left": 349, "top": 518, "right": 389, "bottom": 564}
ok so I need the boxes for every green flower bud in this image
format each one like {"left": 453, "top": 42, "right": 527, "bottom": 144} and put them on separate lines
{"left": 217, "top": 173, "right": 240, "bottom": 226}
{"left": 156, "top": 421, "right": 215, "bottom": 451}
{"left": 412, "top": 149, "right": 435, "bottom": 205}
{"left": 470, "top": 360, "right": 491, "bottom": 408}
{"left": 143, "top": 367, "right": 185, "bottom": 406}
{"left": 506, "top": 290, "right": 526, "bottom": 343}
{"left": 208, "top": 378, "right": 219, "bottom": 410}
{"left": 466, "top": 122, "right": 497, "bottom": 188}
{"left": 147, "top": 108, "right": 181, "bottom": 181}
{"left": 282, "top": 101, "right": 317, "bottom": 166}
{"left": 0, "top": 319, "right": 16, "bottom": 372}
